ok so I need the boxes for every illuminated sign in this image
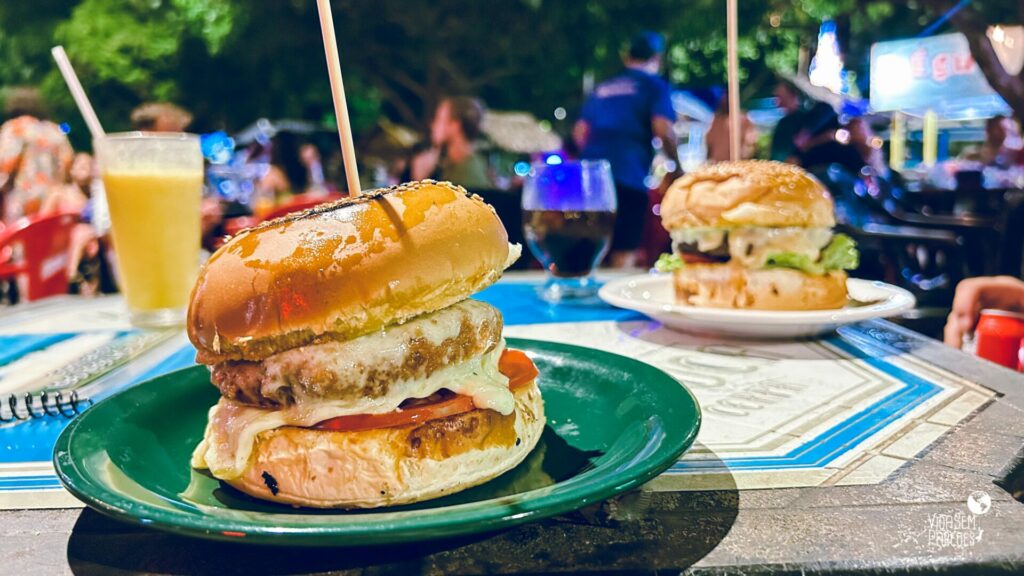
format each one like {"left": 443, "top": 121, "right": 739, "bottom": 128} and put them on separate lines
{"left": 809, "top": 20, "right": 846, "bottom": 94}
{"left": 870, "top": 33, "right": 1007, "bottom": 116}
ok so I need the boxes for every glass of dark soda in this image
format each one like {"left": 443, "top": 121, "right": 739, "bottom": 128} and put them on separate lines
{"left": 522, "top": 159, "right": 616, "bottom": 303}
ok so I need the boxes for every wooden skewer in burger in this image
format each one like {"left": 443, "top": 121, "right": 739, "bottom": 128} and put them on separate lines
{"left": 188, "top": 3, "right": 544, "bottom": 508}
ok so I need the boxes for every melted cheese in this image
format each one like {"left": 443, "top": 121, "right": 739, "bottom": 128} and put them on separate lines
{"left": 505, "top": 242, "right": 522, "bottom": 269}
{"left": 192, "top": 342, "right": 513, "bottom": 479}
{"left": 728, "top": 227, "right": 832, "bottom": 267}
{"left": 670, "top": 227, "right": 832, "bottom": 268}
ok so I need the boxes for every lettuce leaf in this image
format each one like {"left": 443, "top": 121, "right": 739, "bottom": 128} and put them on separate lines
{"left": 764, "top": 252, "right": 824, "bottom": 275}
{"left": 764, "top": 234, "right": 859, "bottom": 275}
{"left": 820, "top": 233, "right": 859, "bottom": 271}
{"left": 655, "top": 253, "right": 685, "bottom": 273}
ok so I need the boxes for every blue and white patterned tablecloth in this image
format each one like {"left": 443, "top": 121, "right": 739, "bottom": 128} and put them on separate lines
{"left": 0, "top": 278, "right": 994, "bottom": 508}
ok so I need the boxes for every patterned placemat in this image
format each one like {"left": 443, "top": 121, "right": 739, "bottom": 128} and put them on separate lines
{"left": 505, "top": 319, "right": 994, "bottom": 491}
{"left": 0, "top": 283, "right": 996, "bottom": 508}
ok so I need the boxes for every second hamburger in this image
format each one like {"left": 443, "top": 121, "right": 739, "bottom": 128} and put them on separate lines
{"left": 658, "top": 161, "right": 858, "bottom": 310}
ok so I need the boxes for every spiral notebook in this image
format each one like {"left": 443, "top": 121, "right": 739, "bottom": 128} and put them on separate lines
{"left": 0, "top": 296, "right": 198, "bottom": 509}
{"left": 0, "top": 330, "right": 178, "bottom": 422}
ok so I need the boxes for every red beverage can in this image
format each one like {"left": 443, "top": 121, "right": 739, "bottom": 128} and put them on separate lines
{"left": 975, "top": 309, "right": 1024, "bottom": 369}
{"left": 1018, "top": 338, "right": 1024, "bottom": 372}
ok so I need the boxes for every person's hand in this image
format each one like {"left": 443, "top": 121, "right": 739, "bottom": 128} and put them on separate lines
{"left": 944, "top": 276, "right": 1024, "bottom": 347}
{"left": 793, "top": 130, "right": 811, "bottom": 151}
{"left": 410, "top": 147, "right": 440, "bottom": 181}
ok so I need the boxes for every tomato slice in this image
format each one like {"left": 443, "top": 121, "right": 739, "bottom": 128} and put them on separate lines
{"left": 315, "top": 394, "right": 475, "bottom": 433}
{"left": 499, "top": 349, "right": 539, "bottom": 390}
{"left": 314, "top": 348, "right": 538, "bottom": 432}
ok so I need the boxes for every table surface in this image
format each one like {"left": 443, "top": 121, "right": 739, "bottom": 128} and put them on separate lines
{"left": 2, "top": 275, "right": 1024, "bottom": 575}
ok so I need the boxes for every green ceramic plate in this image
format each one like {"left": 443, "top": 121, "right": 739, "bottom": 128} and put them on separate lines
{"left": 54, "top": 338, "right": 700, "bottom": 546}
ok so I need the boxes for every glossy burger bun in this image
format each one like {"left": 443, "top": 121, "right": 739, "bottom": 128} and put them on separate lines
{"left": 660, "top": 160, "right": 836, "bottom": 230}
{"left": 674, "top": 264, "right": 848, "bottom": 311}
{"left": 188, "top": 180, "right": 516, "bottom": 363}
{"left": 226, "top": 381, "right": 545, "bottom": 508}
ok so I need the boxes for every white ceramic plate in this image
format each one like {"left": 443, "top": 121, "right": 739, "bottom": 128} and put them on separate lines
{"left": 598, "top": 274, "right": 916, "bottom": 339}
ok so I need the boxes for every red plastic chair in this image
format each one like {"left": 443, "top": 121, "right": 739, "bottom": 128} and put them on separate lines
{"left": 258, "top": 192, "right": 344, "bottom": 223}
{"left": 0, "top": 211, "right": 80, "bottom": 301}
{"left": 222, "top": 216, "right": 258, "bottom": 237}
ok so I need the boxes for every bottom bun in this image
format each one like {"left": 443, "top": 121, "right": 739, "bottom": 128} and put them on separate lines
{"left": 674, "top": 264, "right": 848, "bottom": 310}
{"left": 226, "top": 382, "right": 545, "bottom": 508}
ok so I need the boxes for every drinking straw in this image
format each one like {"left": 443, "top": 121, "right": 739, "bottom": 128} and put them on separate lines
{"left": 50, "top": 46, "right": 105, "bottom": 139}
{"left": 726, "top": 0, "right": 740, "bottom": 162}
{"left": 315, "top": 0, "right": 362, "bottom": 197}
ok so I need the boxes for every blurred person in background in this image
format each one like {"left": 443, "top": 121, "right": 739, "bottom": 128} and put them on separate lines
{"left": 299, "top": 142, "right": 329, "bottom": 195}
{"left": 794, "top": 103, "right": 865, "bottom": 176}
{"left": 130, "top": 102, "right": 193, "bottom": 133}
{"left": 46, "top": 153, "right": 112, "bottom": 295}
{"left": 574, "top": 31, "right": 680, "bottom": 268}
{"left": 705, "top": 93, "right": 758, "bottom": 163}
{"left": 0, "top": 87, "right": 74, "bottom": 223}
{"left": 42, "top": 152, "right": 92, "bottom": 215}
{"left": 411, "top": 96, "right": 492, "bottom": 189}
{"left": 980, "top": 115, "right": 1022, "bottom": 168}
{"left": 944, "top": 276, "right": 1024, "bottom": 347}
{"left": 257, "top": 131, "right": 309, "bottom": 200}
{"left": 769, "top": 79, "right": 806, "bottom": 163}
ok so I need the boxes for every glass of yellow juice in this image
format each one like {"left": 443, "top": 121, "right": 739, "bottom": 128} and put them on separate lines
{"left": 95, "top": 132, "right": 203, "bottom": 328}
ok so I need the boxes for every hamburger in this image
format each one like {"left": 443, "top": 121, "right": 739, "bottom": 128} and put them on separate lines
{"left": 188, "top": 180, "right": 545, "bottom": 508}
{"left": 657, "top": 160, "right": 858, "bottom": 310}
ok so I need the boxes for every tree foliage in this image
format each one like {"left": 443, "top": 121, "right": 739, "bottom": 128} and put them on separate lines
{"left": 0, "top": 0, "right": 1021, "bottom": 150}
{"left": 0, "top": 0, "right": 75, "bottom": 86}
{"left": 920, "top": 0, "right": 1024, "bottom": 121}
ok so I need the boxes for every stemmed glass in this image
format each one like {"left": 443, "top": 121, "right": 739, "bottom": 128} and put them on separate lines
{"left": 521, "top": 159, "right": 617, "bottom": 304}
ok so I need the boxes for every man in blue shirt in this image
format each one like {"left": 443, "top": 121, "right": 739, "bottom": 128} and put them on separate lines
{"left": 575, "top": 31, "right": 680, "bottom": 267}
